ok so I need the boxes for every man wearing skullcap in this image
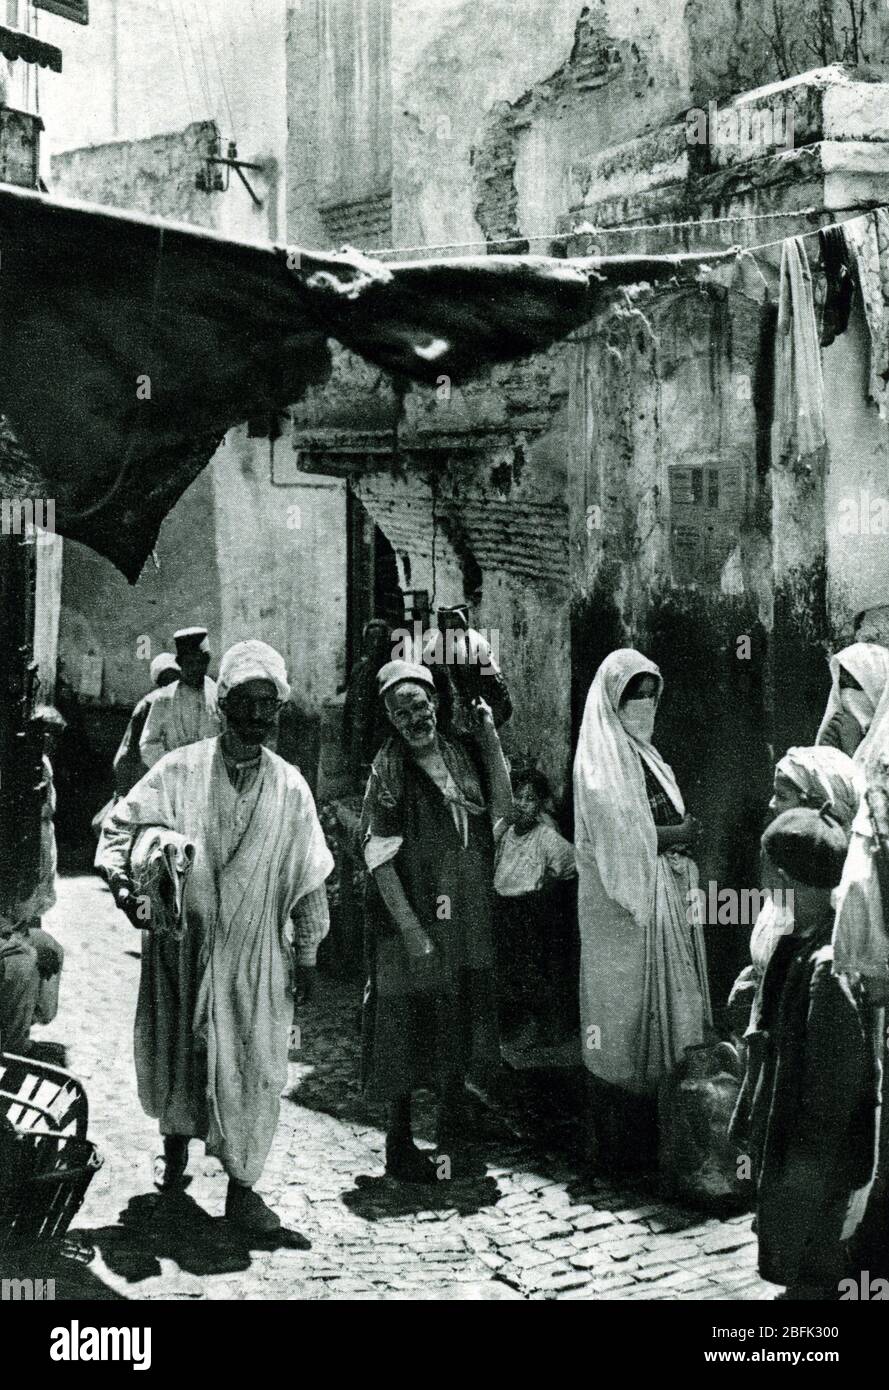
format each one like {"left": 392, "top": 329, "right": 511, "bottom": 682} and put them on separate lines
{"left": 360, "top": 658, "right": 512, "bottom": 1182}
{"left": 139, "top": 626, "right": 220, "bottom": 770}
{"left": 97, "top": 640, "right": 333, "bottom": 1234}
{"left": 733, "top": 806, "right": 880, "bottom": 1299}
{"left": 112, "top": 652, "right": 180, "bottom": 796}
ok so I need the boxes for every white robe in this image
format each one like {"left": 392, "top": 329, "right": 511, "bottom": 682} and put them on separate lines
{"left": 574, "top": 649, "right": 711, "bottom": 1091}
{"left": 96, "top": 737, "right": 333, "bottom": 1185}
{"left": 139, "top": 677, "right": 220, "bottom": 768}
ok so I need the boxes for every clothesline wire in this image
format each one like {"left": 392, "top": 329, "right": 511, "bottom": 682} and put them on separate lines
{"left": 369, "top": 203, "right": 885, "bottom": 262}
{"left": 165, "top": 0, "right": 198, "bottom": 124}
{"left": 198, "top": 0, "right": 237, "bottom": 138}
{"left": 176, "top": 0, "right": 215, "bottom": 121}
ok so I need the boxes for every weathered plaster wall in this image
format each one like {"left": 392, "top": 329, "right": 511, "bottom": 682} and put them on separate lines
{"left": 287, "top": 0, "right": 392, "bottom": 250}
{"left": 52, "top": 119, "right": 220, "bottom": 226}
{"left": 506, "top": 0, "right": 691, "bottom": 244}
{"left": 685, "top": 0, "right": 889, "bottom": 109}
{"left": 212, "top": 423, "right": 348, "bottom": 711}
{"left": 57, "top": 468, "right": 222, "bottom": 707}
{"left": 390, "top": 0, "right": 589, "bottom": 250}
{"left": 48, "top": 9, "right": 347, "bottom": 730}
{"left": 51, "top": 123, "right": 224, "bottom": 710}
{"left": 824, "top": 295, "right": 889, "bottom": 638}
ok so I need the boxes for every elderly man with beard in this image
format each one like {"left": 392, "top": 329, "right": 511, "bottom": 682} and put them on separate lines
{"left": 97, "top": 640, "right": 333, "bottom": 1233}
{"left": 360, "top": 660, "right": 512, "bottom": 1182}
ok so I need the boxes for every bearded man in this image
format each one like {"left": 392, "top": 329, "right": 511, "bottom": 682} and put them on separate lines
{"left": 361, "top": 659, "right": 512, "bottom": 1182}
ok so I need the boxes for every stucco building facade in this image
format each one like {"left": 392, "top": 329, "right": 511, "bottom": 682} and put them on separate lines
{"left": 21, "top": 0, "right": 889, "bottom": 997}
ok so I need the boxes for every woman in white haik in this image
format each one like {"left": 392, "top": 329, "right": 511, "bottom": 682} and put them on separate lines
{"left": 816, "top": 642, "right": 889, "bottom": 762}
{"left": 573, "top": 648, "right": 711, "bottom": 1172}
{"left": 817, "top": 641, "right": 889, "bottom": 988}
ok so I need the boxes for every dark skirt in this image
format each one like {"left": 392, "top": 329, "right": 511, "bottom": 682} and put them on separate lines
{"left": 362, "top": 957, "right": 499, "bottom": 1101}
{"left": 360, "top": 744, "right": 500, "bottom": 1102}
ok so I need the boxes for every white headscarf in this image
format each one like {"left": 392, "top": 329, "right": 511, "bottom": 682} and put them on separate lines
{"left": 816, "top": 642, "right": 889, "bottom": 775}
{"left": 149, "top": 652, "right": 179, "bottom": 686}
{"left": 217, "top": 640, "right": 291, "bottom": 703}
{"left": 573, "top": 648, "right": 684, "bottom": 928}
{"left": 775, "top": 745, "right": 862, "bottom": 831}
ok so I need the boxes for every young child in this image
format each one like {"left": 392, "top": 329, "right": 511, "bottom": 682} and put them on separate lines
{"left": 493, "top": 769, "right": 576, "bottom": 1043}
{"left": 734, "top": 806, "right": 880, "bottom": 1300}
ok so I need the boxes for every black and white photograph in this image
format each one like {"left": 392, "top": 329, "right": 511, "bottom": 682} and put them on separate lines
{"left": 0, "top": 0, "right": 888, "bottom": 1358}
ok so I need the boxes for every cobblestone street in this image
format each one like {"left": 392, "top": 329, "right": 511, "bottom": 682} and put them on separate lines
{"left": 8, "top": 875, "right": 775, "bottom": 1302}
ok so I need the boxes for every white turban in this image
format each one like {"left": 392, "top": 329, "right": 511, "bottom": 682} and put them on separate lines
{"left": 217, "top": 640, "right": 291, "bottom": 702}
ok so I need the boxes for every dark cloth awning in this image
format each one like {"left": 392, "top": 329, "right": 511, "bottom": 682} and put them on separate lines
{"left": 0, "top": 24, "right": 62, "bottom": 72}
{"left": 0, "top": 183, "right": 726, "bottom": 580}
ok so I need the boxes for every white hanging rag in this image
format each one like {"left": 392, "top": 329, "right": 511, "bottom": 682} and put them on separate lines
{"left": 771, "top": 236, "right": 825, "bottom": 464}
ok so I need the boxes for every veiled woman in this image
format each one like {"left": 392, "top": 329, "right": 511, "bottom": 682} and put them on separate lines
{"left": 573, "top": 648, "right": 711, "bottom": 1171}
{"left": 816, "top": 642, "right": 889, "bottom": 764}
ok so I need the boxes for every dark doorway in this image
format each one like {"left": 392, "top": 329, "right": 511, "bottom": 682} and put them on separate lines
{"left": 346, "top": 489, "right": 401, "bottom": 669}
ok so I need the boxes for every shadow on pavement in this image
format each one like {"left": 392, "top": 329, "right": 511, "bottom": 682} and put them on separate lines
{"left": 25, "top": 1039, "right": 69, "bottom": 1069}
{"left": 70, "top": 1191, "right": 312, "bottom": 1288}
{"left": 1, "top": 1237, "right": 127, "bottom": 1300}
{"left": 343, "top": 1172, "right": 502, "bottom": 1221}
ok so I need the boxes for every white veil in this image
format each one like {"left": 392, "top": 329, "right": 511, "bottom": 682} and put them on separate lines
{"left": 573, "top": 648, "right": 684, "bottom": 929}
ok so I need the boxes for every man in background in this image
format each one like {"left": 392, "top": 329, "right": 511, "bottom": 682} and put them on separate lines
{"left": 140, "top": 627, "right": 220, "bottom": 768}
{"left": 423, "top": 603, "right": 512, "bottom": 735}
{"left": 342, "top": 618, "right": 392, "bottom": 790}
{"left": 113, "top": 652, "right": 180, "bottom": 795}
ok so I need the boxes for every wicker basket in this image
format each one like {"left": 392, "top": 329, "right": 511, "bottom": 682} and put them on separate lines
{"left": 0, "top": 1053, "right": 102, "bottom": 1251}
{"left": 0, "top": 1127, "right": 102, "bottom": 1251}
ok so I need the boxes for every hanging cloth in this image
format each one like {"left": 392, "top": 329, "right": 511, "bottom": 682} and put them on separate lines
{"left": 844, "top": 208, "right": 889, "bottom": 419}
{"left": 771, "top": 236, "right": 826, "bottom": 464}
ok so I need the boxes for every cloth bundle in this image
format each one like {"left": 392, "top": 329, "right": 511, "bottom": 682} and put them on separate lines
{"left": 129, "top": 827, "right": 195, "bottom": 940}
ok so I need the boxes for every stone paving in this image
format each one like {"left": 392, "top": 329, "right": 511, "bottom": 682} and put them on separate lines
{"left": 5, "top": 874, "right": 776, "bottom": 1301}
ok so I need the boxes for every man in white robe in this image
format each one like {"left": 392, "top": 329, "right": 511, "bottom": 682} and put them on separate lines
{"left": 97, "top": 640, "right": 333, "bottom": 1234}
{"left": 139, "top": 626, "right": 220, "bottom": 768}
{"left": 113, "top": 651, "right": 179, "bottom": 795}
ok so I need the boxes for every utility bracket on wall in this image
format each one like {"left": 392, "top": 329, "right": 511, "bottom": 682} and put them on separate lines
{"left": 196, "top": 138, "right": 264, "bottom": 209}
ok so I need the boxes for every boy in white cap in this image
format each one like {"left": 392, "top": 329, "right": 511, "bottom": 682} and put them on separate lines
{"left": 139, "top": 626, "right": 220, "bottom": 769}
{"left": 97, "top": 640, "right": 333, "bottom": 1234}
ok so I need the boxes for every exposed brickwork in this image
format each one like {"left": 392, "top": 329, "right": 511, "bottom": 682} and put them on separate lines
{"left": 471, "top": 2, "right": 663, "bottom": 250}
{"left": 319, "top": 190, "right": 393, "bottom": 250}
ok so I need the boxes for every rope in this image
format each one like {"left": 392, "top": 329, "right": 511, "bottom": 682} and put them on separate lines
{"left": 368, "top": 203, "right": 881, "bottom": 262}
{"left": 200, "top": 0, "right": 237, "bottom": 135}
{"left": 176, "top": 0, "right": 215, "bottom": 119}
{"left": 164, "top": 0, "right": 197, "bottom": 124}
